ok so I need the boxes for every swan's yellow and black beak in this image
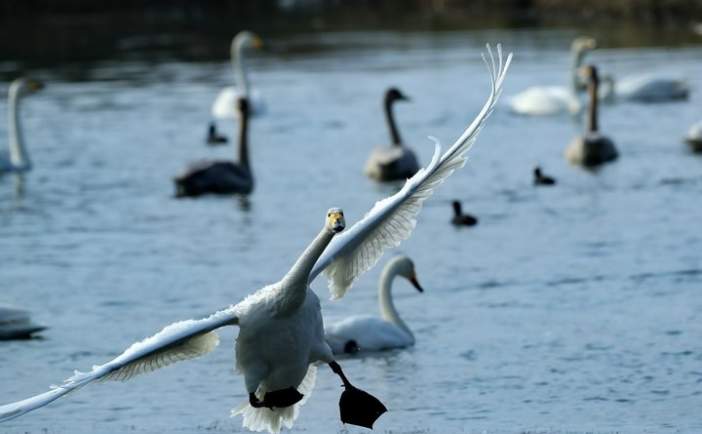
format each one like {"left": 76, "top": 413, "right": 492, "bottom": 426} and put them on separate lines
{"left": 409, "top": 273, "right": 423, "bottom": 293}
{"left": 252, "top": 35, "right": 264, "bottom": 50}
{"left": 327, "top": 208, "right": 345, "bottom": 233}
{"left": 27, "top": 79, "right": 44, "bottom": 92}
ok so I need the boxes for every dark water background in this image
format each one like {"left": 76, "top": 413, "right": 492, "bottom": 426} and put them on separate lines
{"left": 1, "top": 29, "right": 701, "bottom": 433}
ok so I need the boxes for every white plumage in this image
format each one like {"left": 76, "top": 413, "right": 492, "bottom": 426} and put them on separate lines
{"left": 508, "top": 37, "right": 594, "bottom": 116}
{"left": 0, "top": 44, "right": 512, "bottom": 434}
{"left": 211, "top": 31, "right": 265, "bottom": 119}
{"left": 686, "top": 120, "right": 702, "bottom": 152}
{"left": 609, "top": 74, "right": 689, "bottom": 102}
{"left": 311, "top": 44, "right": 511, "bottom": 299}
{"left": 1, "top": 78, "right": 43, "bottom": 174}
{"left": 325, "top": 256, "right": 422, "bottom": 354}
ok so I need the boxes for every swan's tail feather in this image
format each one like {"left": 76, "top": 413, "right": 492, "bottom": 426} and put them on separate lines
{"left": 231, "top": 365, "right": 317, "bottom": 434}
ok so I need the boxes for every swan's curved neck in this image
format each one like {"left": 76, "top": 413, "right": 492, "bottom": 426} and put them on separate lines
{"left": 384, "top": 97, "right": 402, "bottom": 146}
{"left": 280, "top": 225, "right": 335, "bottom": 311}
{"left": 587, "top": 74, "right": 599, "bottom": 133}
{"left": 238, "top": 105, "right": 250, "bottom": 170}
{"left": 231, "top": 40, "right": 249, "bottom": 96}
{"left": 378, "top": 259, "right": 413, "bottom": 340}
{"left": 8, "top": 84, "right": 30, "bottom": 171}
{"left": 570, "top": 48, "right": 586, "bottom": 94}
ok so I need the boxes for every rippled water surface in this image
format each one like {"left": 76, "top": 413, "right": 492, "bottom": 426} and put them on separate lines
{"left": 1, "top": 30, "right": 702, "bottom": 434}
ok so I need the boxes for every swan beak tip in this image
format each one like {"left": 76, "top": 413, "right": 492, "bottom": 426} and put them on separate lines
{"left": 409, "top": 275, "right": 423, "bottom": 293}
{"left": 253, "top": 36, "right": 264, "bottom": 49}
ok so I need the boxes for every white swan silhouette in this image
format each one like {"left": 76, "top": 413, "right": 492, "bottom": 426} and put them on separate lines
{"left": 326, "top": 256, "right": 423, "bottom": 354}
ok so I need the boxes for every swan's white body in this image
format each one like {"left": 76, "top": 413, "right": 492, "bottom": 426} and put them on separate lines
{"left": 509, "top": 86, "right": 581, "bottom": 116}
{"left": 1, "top": 78, "right": 42, "bottom": 174}
{"left": 603, "top": 74, "right": 689, "bottom": 102}
{"left": 325, "top": 256, "right": 419, "bottom": 354}
{"left": 509, "top": 37, "right": 594, "bottom": 116}
{"left": 0, "top": 305, "right": 46, "bottom": 340}
{"left": 0, "top": 45, "right": 511, "bottom": 434}
{"left": 212, "top": 32, "right": 265, "bottom": 119}
{"left": 686, "top": 120, "right": 702, "bottom": 152}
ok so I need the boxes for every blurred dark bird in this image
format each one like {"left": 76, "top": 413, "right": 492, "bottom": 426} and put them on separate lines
{"left": 206, "top": 122, "right": 228, "bottom": 146}
{"left": 365, "top": 87, "right": 419, "bottom": 182}
{"left": 0, "top": 305, "right": 46, "bottom": 340}
{"left": 565, "top": 65, "right": 618, "bottom": 167}
{"left": 685, "top": 121, "right": 702, "bottom": 153}
{"left": 175, "top": 98, "right": 253, "bottom": 197}
{"left": 533, "top": 166, "right": 556, "bottom": 186}
{"left": 451, "top": 201, "right": 478, "bottom": 227}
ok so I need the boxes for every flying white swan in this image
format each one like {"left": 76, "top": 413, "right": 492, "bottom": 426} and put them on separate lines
{"left": 211, "top": 31, "right": 265, "bottom": 120}
{"left": 365, "top": 87, "right": 420, "bottom": 181}
{"left": 509, "top": 37, "right": 595, "bottom": 116}
{"left": 176, "top": 98, "right": 253, "bottom": 197}
{"left": 565, "top": 65, "right": 618, "bottom": 167}
{"left": 0, "top": 305, "right": 46, "bottom": 340}
{"left": 0, "top": 78, "right": 43, "bottom": 174}
{"left": 325, "top": 255, "right": 423, "bottom": 354}
{"left": 686, "top": 120, "right": 702, "bottom": 153}
{"left": 0, "top": 44, "right": 511, "bottom": 434}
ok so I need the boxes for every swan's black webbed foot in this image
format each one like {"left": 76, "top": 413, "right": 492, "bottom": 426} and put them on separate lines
{"left": 329, "top": 361, "right": 387, "bottom": 429}
{"left": 249, "top": 387, "right": 304, "bottom": 409}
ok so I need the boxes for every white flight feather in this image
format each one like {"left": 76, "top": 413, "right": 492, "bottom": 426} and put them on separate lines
{"left": 0, "top": 307, "right": 238, "bottom": 422}
{"left": 309, "top": 44, "right": 512, "bottom": 299}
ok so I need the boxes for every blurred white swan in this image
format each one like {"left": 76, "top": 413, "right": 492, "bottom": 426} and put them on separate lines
{"left": 0, "top": 44, "right": 511, "bottom": 434}
{"left": 686, "top": 121, "right": 702, "bottom": 152}
{"left": 509, "top": 37, "right": 595, "bottom": 116}
{"left": 365, "top": 88, "right": 420, "bottom": 181}
{"left": 0, "top": 305, "right": 46, "bottom": 340}
{"left": 211, "top": 31, "right": 264, "bottom": 119}
{"left": 1, "top": 78, "right": 43, "bottom": 175}
{"left": 598, "top": 73, "right": 689, "bottom": 103}
{"left": 325, "top": 256, "right": 423, "bottom": 354}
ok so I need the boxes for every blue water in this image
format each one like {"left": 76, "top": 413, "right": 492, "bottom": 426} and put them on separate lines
{"left": 1, "top": 30, "right": 701, "bottom": 433}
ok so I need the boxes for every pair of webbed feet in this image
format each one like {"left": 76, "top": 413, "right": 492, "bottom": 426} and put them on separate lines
{"left": 249, "top": 361, "right": 387, "bottom": 429}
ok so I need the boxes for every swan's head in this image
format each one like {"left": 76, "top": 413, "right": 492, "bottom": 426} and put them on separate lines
{"left": 12, "top": 78, "right": 44, "bottom": 97}
{"left": 578, "top": 65, "right": 599, "bottom": 85}
{"left": 394, "top": 256, "right": 423, "bottom": 293}
{"left": 385, "top": 87, "right": 410, "bottom": 104}
{"left": 326, "top": 208, "right": 345, "bottom": 233}
{"left": 234, "top": 31, "right": 264, "bottom": 51}
{"left": 572, "top": 37, "right": 596, "bottom": 54}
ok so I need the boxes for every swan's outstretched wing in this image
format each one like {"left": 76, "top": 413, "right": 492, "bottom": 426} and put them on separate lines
{"left": 309, "top": 44, "right": 512, "bottom": 299}
{"left": 0, "top": 307, "right": 238, "bottom": 423}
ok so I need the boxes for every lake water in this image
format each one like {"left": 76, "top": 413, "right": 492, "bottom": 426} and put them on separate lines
{"left": 1, "top": 29, "right": 701, "bottom": 434}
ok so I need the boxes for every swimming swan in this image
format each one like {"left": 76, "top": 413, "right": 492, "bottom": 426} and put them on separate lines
{"left": 509, "top": 37, "right": 595, "bottom": 116}
{"left": 0, "top": 78, "right": 43, "bottom": 174}
{"left": 365, "top": 87, "right": 420, "bottom": 181}
{"left": 686, "top": 121, "right": 702, "bottom": 153}
{"left": 211, "top": 31, "right": 264, "bottom": 119}
{"left": 599, "top": 73, "right": 689, "bottom": 103}
{"left": 325, "top": 256, "right": 423, "bottom": 354}
{"left": 175, "top": 98, "right": 253, "bottom": 197}
{"left": 0, "top": 305, "right": 46, "bottom": 340}
{"left": 565, "top": 65, "right": 618, "bottom": 167}
{"left": 0, "top": 44, "right": 511, "bottom": 434}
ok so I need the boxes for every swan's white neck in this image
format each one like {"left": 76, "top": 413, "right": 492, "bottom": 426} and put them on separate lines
{"left": 231, "top": 38, "right": 249, "bottom": 96}
{"left": 570, "top": 48, "right": 587, "bottom": 95}
{"left": 8, "top": 83, "right": 31, "bottom": 171}
{"left": 279, "top": 225, "right": 335, "bottom": 312}
{"left": 378, "top": 258, "right": 413, "bottom": 341}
